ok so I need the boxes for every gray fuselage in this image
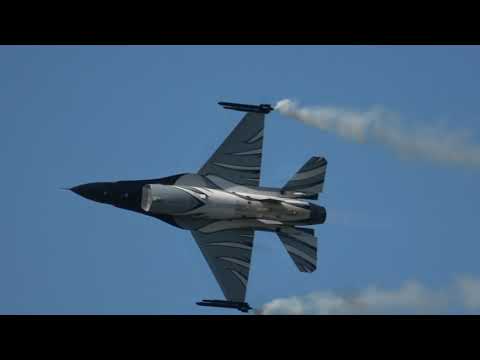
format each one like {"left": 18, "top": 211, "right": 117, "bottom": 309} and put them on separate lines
{"left": 70, "top": 173, "right": 326, "bottom": 233}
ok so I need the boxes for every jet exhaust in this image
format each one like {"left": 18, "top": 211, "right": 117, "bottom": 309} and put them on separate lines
{"left": 275, "top": 99, "right": 480, "bottom": 168}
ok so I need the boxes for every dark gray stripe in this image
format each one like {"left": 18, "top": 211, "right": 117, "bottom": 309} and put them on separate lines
{"left": 282, "top": 236, "right": 317, "bottom": 254}
{"left": 298, "top": 157, "right": 327, "bottom": 173}
{"left": 245, "top": 129, "right": 263, "bottom": 144}
{"left": 290, "top": 253, "right": 316, "bottom": 270}
{"left": 292, "top": 256, "right": 316, "bottom": 272}
{"left": 284, "top": 177, "right": 325, "bottom": 191}
{"left": 218, "top": 256, "right": 251, "bottom": 269}
{"left": 297, "top": 227, "right": 314, "bottom": 235}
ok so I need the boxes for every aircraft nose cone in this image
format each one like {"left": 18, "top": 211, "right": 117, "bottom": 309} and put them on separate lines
{"left": 70, "top": 182, "right": 111, "bottom": 203}
{"left": 70, "top": 184, "right": 90, "bottom": 199}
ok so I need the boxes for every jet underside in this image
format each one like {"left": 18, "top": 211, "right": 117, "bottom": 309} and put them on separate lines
{"left": 141, "top": 173, "right": 326, "bottom": 233}
{"left": 69, "top": 101, "right": 328, "bottom": 313}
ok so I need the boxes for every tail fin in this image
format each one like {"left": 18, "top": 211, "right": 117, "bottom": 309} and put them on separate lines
{"left": 281, "top": 156, "right": 327, "bottom": 200}
{"left": 277, "top": 227, "right": 317, "bottom": 273}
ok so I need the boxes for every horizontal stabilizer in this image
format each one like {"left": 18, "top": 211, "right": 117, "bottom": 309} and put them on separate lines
{"left": 282, "top": 156, "right": 327, "bottom": 198}
{"left": 219, "top": 101, "right": 274, "bottom": 114}
{"left": 277, "top": 227, "right": 317, "bottom": 273}
{"left": 196, "top": 299, "right": 252, "bottom": 313}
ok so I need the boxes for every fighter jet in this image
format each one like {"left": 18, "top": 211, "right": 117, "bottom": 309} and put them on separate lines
{"left": 69, "top": 102, "right": 327, "bottom": 313}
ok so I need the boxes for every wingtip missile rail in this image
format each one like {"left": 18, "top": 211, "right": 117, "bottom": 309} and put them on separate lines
{"left": 196, "top": 299, "right": 253, "bottom": 313}
{"left": 218, "top": 101, "right": 274, "bottom": 114}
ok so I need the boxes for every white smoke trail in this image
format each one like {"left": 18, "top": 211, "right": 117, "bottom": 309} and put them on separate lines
{"left": 255, "top": 276, "right": 480, "bottom": 315}
{"left": 275, "top": 99, "right": 480, "bottom": 168}
{"left": 457, "top": 275, "right": 480, "bottom": 309}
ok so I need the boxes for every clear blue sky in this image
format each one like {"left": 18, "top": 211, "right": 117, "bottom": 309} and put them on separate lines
{"left": 1, "top": 45, "right": 480, "bottom": 314}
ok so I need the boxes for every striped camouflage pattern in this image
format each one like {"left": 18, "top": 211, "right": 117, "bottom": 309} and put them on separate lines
{"left": 282, "top": 156, "right": 327, "bottom": 195}
{"left": 190, "top": 228, "right": 254, "bottom": 302}
{"left": 277, "top": 227, "right": 317, "bottom": 273}
{"left": 198, "top": 112, "right": 264, "bottom": 188}
{"left": 69, "top": 102, "right": 329, "bottom": 312}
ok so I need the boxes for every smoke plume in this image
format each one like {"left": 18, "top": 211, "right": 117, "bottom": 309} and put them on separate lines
{"left": 255, "top": 275, "right": 480, "bottom": 314}
{"left": 275, "top": 99, "right": 480, "bottom": 168}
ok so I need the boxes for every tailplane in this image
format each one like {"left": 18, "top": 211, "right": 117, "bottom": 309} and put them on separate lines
{"left": 281, "top": 156, "right": 327, "bottom": 200}
{"left": 277, "top": 227, "right": 317, "bottom": 273}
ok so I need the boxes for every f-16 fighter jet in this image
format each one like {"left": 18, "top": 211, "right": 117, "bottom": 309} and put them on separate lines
{"left": 70, "top": 102, "right": 327, "bottom": 313}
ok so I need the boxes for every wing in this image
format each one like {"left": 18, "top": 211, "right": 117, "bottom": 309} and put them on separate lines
{"left": 198, "top": 111, "right": 265, "bottom": 188}
{"left": 191, "top": 228, "right": 254, "bottom": 302}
